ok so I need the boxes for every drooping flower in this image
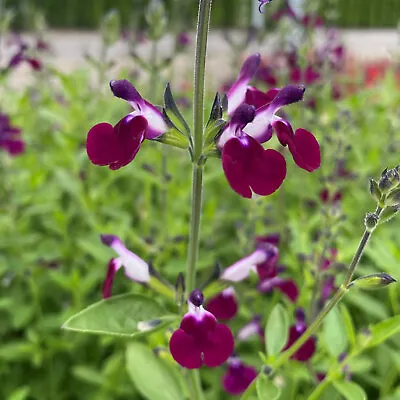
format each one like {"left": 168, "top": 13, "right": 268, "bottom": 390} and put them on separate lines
{"left": 222, "top": 357, "right": 258, "bottom": 395}
{"left": 283, "top": 309, "right": 316, "bottom": 362}
{"left": 206, "top": 287, "right": 238, "bottom": 321}
{"left": 100, "top": 234, "right": 150, "bottom": 298}
{"left": 0, "top": 114, "right": 25, "bottom": 156}
{"left": 86, "top": 80, "right": 167, "bottom": 170}
{"left": 169, "top": 290, "right": 234, "bottom": 369}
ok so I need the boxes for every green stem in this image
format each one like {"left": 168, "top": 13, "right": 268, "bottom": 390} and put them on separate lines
{"left": 186, "top": 165, "right": 204, "bottom": 293}
{"left": 188, "top": 369, "right": 205, "bottom": 400}
{"left": 192, "top": 0, "right": 211, "bottom": 162}
{"left": 184, "top": 2, "right": 212, "bottom": 400}
{"left": 272, "top": 206, "right": 383, "bottom": 369}
{"left": 186, "top": 0, "right": 212, "bottom": 296}
{"left": 272, "top": 285, "right": 348, "bottom": 370}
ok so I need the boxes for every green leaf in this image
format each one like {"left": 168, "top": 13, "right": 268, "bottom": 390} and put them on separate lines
{"left": 346, "top": 290, "right": 389, "bottom": 320}
{"left": 163, "top": 83, "right": 190, "bottom": 136}
{"left": 63, "top": 293, "right": 177, "bottom": 337}
{"left": 256, "top": 375, "right": 281, "bottom": 400}
{"left": 126, "top": 342, "right": 185, "bottom": 400}
{"left": 340, "top": 304, "right": 356, "bottom": 349}
{"left": 323, "top": 306, "right": 348, "bottom": 357}
{"left": 367, "top": 315, "right": 400, "bottom": 348}
{"left": 333, "top": 381, "right": 366, "bottom": 400}
{"left": 7, "top": 387, "right": 30, "bottom": 400}
{"left": 265, "top": 303, "right": 289, "bottom": 357}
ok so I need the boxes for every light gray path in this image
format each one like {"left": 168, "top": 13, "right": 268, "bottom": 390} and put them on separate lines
{"left": 5, "top": 29, "right": 399, "bottom": 88}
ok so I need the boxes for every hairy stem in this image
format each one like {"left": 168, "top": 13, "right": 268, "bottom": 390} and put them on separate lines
{"left": 186, "top": 0, "right": 212, "bottom": 296}
{"left": 185, "top": 1, "right": 212, "bottom": 399}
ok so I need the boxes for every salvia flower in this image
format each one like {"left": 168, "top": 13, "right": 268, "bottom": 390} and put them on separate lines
{"left": 169, "top": 289, "right": 234, "bottom": 369}
{"left": 219, "top": 54, "right": 320, "bottom": 198}
{"left": 222, "top": 241, "right": 298, "bottom": 302}
{"left": 205, "top": 287, "right": 238, "bottom": 321}
{"left": 220, "top": 104, "right": 287, "bottom": 198}
{"left": 226, "top": 53, "right": 261, "bottom": 116}
{"left": 283, "top": 309, "right": 316, "bottom": 362}
{"left": 222, "top": 357, "right": 258, "bottom": 395}
{"left": 237, "top": 315, "right": 264, "bottom": 341}
{"left": 86, "top": 80, "right": 167, "bottom": 170}
{"left": 100, "top": 234, "right": 150, "bottom": 298}
{"left": 257, "top": 262, "right": 299, "bottom": 303}
{"left": 221, "top": 242, "right": 278, "bottom": 282}
{"left": 0, "top": 114, "right": 25, "bottom": 156}
{"left": 6, "top": 35, "right": 42, "bottom": 71}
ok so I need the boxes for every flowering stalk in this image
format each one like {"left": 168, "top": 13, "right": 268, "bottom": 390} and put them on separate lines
{"left": 186, "top": 0, "right": 212, "bottom": 295}
{"left": 185, "top": 0, "right": 212, "bottom": 398}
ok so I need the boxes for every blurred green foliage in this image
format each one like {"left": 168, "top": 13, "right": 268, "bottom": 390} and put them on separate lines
{"left": 1, "top": 58, "right": 400, "bottom": 398}
{"left": 5, "top": 0, "right": 400, "bottom": 29}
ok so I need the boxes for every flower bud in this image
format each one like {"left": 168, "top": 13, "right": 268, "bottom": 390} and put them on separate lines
{"left": 364, "top": 212, "right": 379, "bottom": 231}
{"left": 369, "top": 179, "right": 381, "bottom": 203}
{"left": 385, "top": 188, "right": 400, "bottom": 207}
{"left": 349, "top": 272, "right": 396, "bottom": 290}
{"left": 379, "top": 205, "right": 400, "bottom": 224}
{"left": 378, "top": 166, "right": 400, "bottom": 194}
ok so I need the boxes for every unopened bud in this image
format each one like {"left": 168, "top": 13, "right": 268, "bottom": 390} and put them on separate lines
{"left": 349, "top": 272, "right": 396, "bottom": 290}
{"left": 369, "top": 179, "right": 381, "bottom": 203}
{"left": 364, "top": 212, "right": 379, "bottom": 231}
{"left": 379, "top": 205, "right": 400, "bottom": 224}
{"left": 378, "top": 166, "right": 400, "bottom": 194}
{"left": 262, "top": 365, "right": 273, "bottom": 376}
{"left": 385, "top": 188, "right": 400, "bottom": 207}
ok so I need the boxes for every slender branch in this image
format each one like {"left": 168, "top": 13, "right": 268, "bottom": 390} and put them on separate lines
{"left": 186, "top": 0, "right": 212, "bottom": 296}
{"left": 192, "top": 0, "right": 212, "bottom": 162}
{"left": 271, "top": 206, "right": 383, "bottom": 369}
{"left": 241, "top": 206, "right": 383, "bottom": 399}
{"left": 185, "top": 1, "right": 212, "bottom": 399}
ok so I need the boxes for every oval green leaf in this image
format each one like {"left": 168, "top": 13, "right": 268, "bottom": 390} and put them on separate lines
{"left": 266, "top": 303, "right": 289, "bottom": 356}
{"left": 62, "top": 293, "right": 177, "bottom": 337}
{"left": 333, "top": 381, "right": 366, "bottom": 400}
{"left": 323, "top": 306, "right": 348, "bottom": 357}
{"left": 256, "top": 375, "right": 281, "bottom": 400}
{"left": 367, "top": 315, "right": 400, "bottom": 348}
{"left": 126, "top": 342, "right": 185, "bottom": 400}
